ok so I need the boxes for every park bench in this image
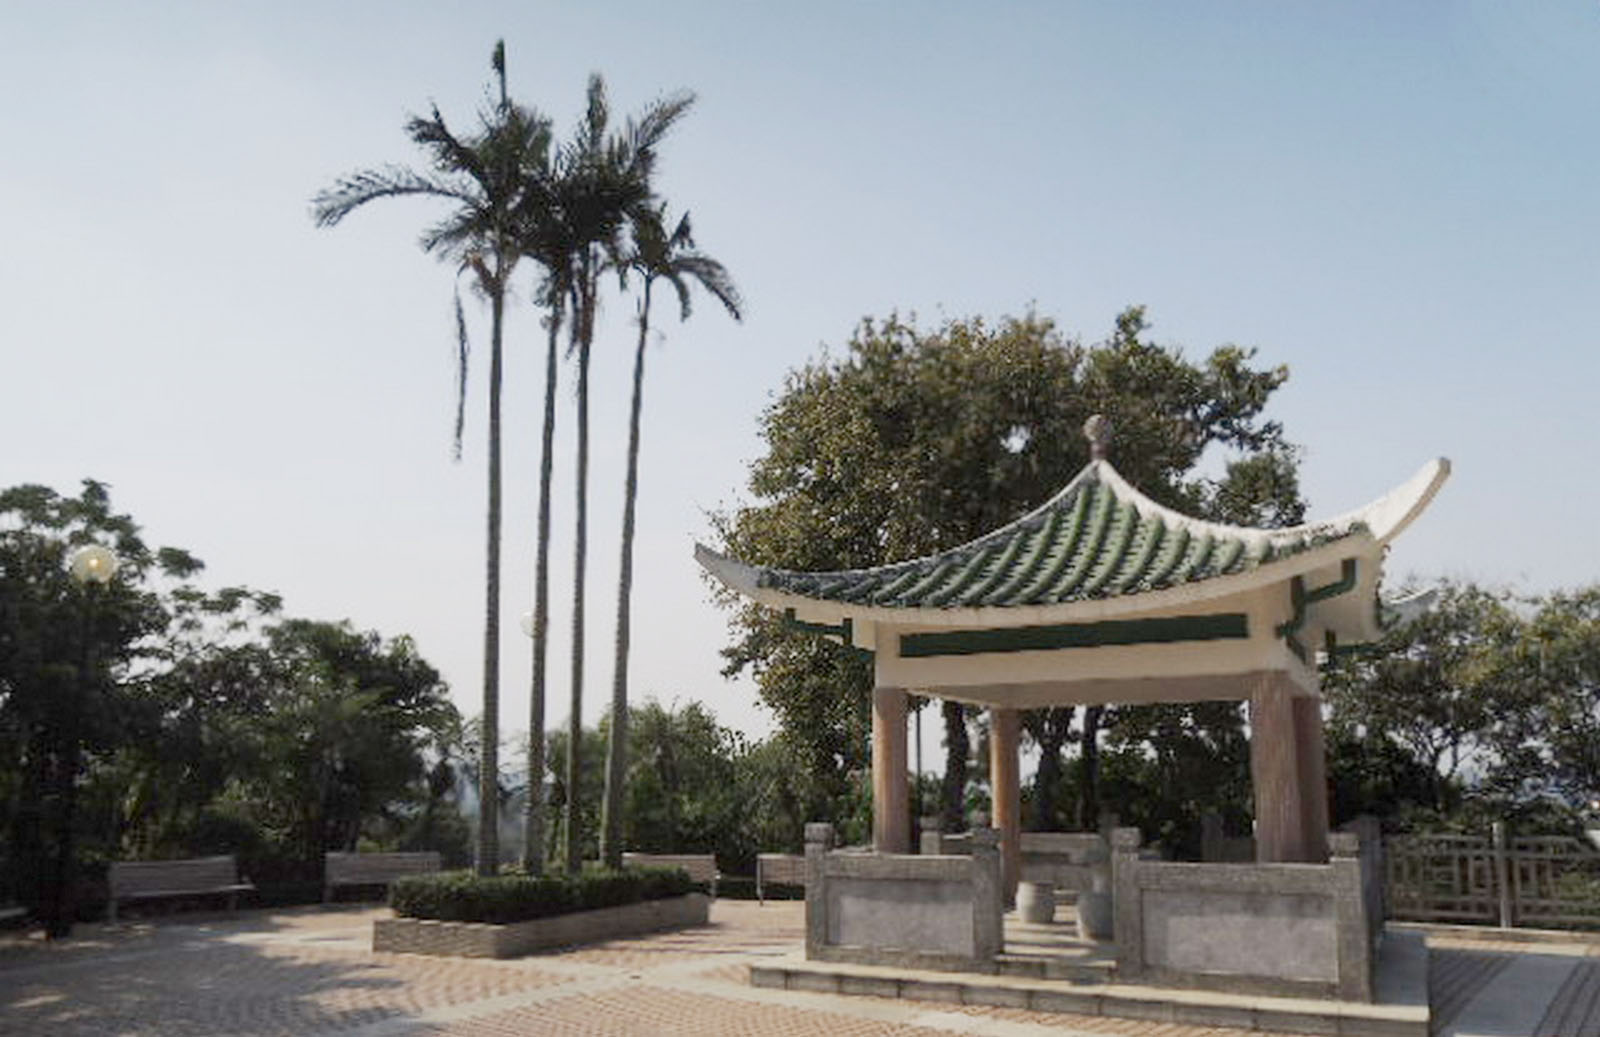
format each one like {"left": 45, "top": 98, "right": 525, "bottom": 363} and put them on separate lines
{"left": 621, "top": 852, "right": 719, "bottom": 898}
{"left": 323, "top": 850, "right": 441, "bottom": 902}
{"left": 755, "top": 853, "right": 806, "bottom": 904}
{"left": 107, "top": 855, "right": 254, "bottom": 923}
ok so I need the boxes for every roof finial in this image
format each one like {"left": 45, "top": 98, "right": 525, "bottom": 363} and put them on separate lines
{"left": 1084, "top": 413, "right": 1113, "bottom": 462}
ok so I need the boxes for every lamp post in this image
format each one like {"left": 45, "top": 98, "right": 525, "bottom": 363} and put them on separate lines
{"left": 49, "top": 545, "right": 118, "bottom": 938}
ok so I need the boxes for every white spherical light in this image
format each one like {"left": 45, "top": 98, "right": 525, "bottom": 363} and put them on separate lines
{"left": 68, "top": 545, "right": 119, "bottom": 584}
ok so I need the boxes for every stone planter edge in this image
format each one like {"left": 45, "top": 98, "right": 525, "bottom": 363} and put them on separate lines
{"left": 372, "top": 892, "right": 710, "bottom": 958}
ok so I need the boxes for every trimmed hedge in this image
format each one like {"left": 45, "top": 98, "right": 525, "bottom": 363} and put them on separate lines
{"left": 390, "top": 867, "right": 694, "bottom": 925}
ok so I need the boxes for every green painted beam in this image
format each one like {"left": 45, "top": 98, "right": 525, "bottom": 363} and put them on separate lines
{"left": 899, "top": 612, "right": 1250, "bottom": 658}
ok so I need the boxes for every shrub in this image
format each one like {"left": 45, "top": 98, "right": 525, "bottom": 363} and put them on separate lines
{"left": 390, "top": 867, "right": 693, "bottom": 925}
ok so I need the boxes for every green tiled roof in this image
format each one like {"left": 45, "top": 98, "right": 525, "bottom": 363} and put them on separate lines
{"left": 752, "top": 464, "right": 1363, "bottom": 609}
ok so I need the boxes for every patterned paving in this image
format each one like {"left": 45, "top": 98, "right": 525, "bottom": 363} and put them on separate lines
{"left": 6, "top": 903, "right": 1600, "bottom": 1036}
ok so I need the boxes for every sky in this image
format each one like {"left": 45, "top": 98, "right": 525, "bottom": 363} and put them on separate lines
{"left": 4, "top": 2, "right": 1599, "bottom": 760}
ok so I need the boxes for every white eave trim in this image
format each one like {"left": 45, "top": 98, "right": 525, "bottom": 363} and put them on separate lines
{"left": 1096, "top": 456, "right": 1451, "bottom": 548}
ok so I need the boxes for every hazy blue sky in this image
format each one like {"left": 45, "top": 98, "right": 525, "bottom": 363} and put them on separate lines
{"left": 4, "top": 2, "right": 1598, "bottom": 749}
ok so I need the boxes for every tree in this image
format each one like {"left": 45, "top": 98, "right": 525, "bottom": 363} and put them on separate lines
{"left": 1321, "top": 581, "right": 1522, "bottom": 817}
{"left": 599, "top": 207, "right": 741, "bottom": 867}
{"left": 242, "top": 621, "right": 458, "bottom": 860}
{"left": 1519, "top": 589, "right": 1600, "bottom": 809}
{"left": 512, "top": 76, "right": 572, "bottom": 880}
{"left": 1022, "top": 707, "right": 1075, "bottom": 830}
{"left": 1, "top": 482, "right": 170, "bottom": 934}
{"left": 312, "top": 43, "right": 550, "bottom": 875}
{"left": 547, "top": 75, "right": 694, "bottom": 872}
{"left": 715, "top": 309, "right": 1303, "bottom": 839}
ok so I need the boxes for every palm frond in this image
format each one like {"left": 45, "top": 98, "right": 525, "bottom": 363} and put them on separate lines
{"left": 674, "top": 254, "right": 743, "bottom": 321}
{"left": 408, "top": 107, "right": 488, "bottom": 187}
{"left": 310, "top": 166, "right": 475, "bottom": 227}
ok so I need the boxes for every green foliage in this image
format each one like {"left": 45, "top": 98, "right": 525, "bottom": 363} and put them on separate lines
{"left": 390, "top": 866, "right": 693, "bottom": 925}
{"left": 0, "top": 479, "right": 466, "bottom": 921}
{"left": 1322, "top": 581, "right": 1523, "bottom": 817}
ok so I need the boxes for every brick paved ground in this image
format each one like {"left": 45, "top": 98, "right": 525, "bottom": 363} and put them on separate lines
{"left": 3, "top": 902, "right": 1598, "bottom": 1036}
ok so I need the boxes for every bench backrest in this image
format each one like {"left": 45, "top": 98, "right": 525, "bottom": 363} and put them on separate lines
{"left": 109, "top": 856, "right": 239, "bottom": 897}
{"left": 621, "top": 852, "right": 718, "bottom": 883}
{"left": 756, "top": 853, "right": 806, "bottom": 886}
{"left": 325, "top": 851, "right": 441, "bottom": 886}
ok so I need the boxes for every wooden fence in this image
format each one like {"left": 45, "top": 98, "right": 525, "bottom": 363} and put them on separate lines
{"left": 1386, "top": 823, "right": 1600, "bottom": 928}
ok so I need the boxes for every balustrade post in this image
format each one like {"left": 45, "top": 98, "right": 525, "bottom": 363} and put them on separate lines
{"left": 1493, "top": 821, "right": 1513, "bottom": 929}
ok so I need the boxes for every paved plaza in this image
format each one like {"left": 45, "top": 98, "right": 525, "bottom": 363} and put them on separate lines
{"left": 2, "top": 901, "right": 1599, "bottom": 1036}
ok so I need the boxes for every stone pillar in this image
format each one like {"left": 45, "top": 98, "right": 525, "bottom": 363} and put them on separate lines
{"left": 1293, "top": 695, "right": 1330, "bottom": 862}
{"left": 1330, "top": 831, "right": 1374, "bottom": 1002}
{"left": 1249, "top": 678, "right": 1307, "bottom": 862}
{"left": 804, "top": 822, "right": 832, "bottom": 960}
{"left": 970, "top": 826, "right": 1004, "bottom": 959}
{"left": 1111, "top": 827, "right": 1144, "bottom": 980}
{"left": 872, "top": 687, "right": 910, "bottom": 853}
{"left": 989, "top": 706, "right": 1021, "bottom": 904}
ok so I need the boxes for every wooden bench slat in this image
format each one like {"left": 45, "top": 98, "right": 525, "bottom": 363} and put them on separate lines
{"left": 621, "top": 853, "right": 719, "bottom": 897}
{"left": 323, "top": 851, "right": 441, "bottom": 902}
{"left": 107, "top": 856, "right": 253, "bottom": 923}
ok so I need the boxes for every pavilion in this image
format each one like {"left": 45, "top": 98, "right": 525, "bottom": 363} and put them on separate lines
{"left": 698, "top": 417, "right": 1450, "bottom": 901}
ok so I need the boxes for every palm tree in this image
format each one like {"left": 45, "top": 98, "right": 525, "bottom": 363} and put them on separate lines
{"left": 514, "top": 165, "right": 569, "bottom": 875}
{"left": 550, "top": 76, "right": 693, "bottom": 872}
{"left": 599, "top": 207, "right": 741, "bottom": 868}
{"left": 312, "top": 42, "right": 549, "bottom": 877}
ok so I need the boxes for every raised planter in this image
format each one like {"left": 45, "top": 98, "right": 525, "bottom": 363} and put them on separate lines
{"left": 373, "top": 892, "right": 710, "bottom": 958}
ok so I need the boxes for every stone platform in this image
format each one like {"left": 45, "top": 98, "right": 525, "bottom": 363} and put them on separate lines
{"left": 753, "top": 910, "right": 1430, "bottom": 1036}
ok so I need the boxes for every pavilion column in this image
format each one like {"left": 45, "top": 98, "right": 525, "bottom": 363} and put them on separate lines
{"left": 1294, "top": 695, "right": 1330, "bottom": 862}
{"left": 1249, "top": 678, "right": 1307, "bottom": 863}
{"left": 872, "top": 686, "right": 910, "bottom": 854}
{"left": 989, "top": 706, "right": 1021, "bottom": 905}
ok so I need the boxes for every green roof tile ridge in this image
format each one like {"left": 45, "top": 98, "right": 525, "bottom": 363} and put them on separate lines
{"left": 924, "top": 541, "right": 1000, "bottom": 607}
{"left": 1143, "top": 524, "right": 1191, "bottom": 589}
{"left": 1171, "top": 532, "right": 1215, "bottom": 585}
{"left": 866, "top": 559, "right": 929, "bottom": 605}
{"left": 1017, "top": 481, "right": 1099, "bottom": 605}
{"left": 1043, "top": 483, "right": 1117, "bottom": 602}
{"left": 1112, "top": 514, "right": 1167, "bottom": 594}
{"left": 1209, "top": 537, "right": 1247, "bottom": 576}
{"left": 893, "top": 553, "right": 965, "bottom": 604}
{"left": 981, "top": 505, "right": 1065, "bottom": 605}
{"left": 953, "top": 516, "right": 1036, "bottom": 606}
{"left": 1079, "top": 500, "right": 1140, "bottom": 597}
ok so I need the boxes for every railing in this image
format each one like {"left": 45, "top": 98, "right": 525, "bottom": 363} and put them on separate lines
{"left": 1386, "top": 823, "right": 1600, "bottom": 929}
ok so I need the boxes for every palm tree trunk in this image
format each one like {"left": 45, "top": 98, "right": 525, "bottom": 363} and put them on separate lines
{"left": 477, "top": 287, "right": 505, "bottom": 878}
{"left": 563, "top": 276, "right": 593, "bottom": 873}
{"left": 601, "top": 284, "right": 652, "bottom": 868}
{"left": 524, "top": 306, "right": 561, "bottom": 875}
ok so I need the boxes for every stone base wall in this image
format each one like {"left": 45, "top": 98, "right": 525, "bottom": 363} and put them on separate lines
{"left": 1112, "top": 828, "right": 1377, "bottom": 1001}
{"left": 805, "top": 822, "right": 1003, "bottom": 971}
{"left": 372, "top": 893, "right": 710, "bottom": 959}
